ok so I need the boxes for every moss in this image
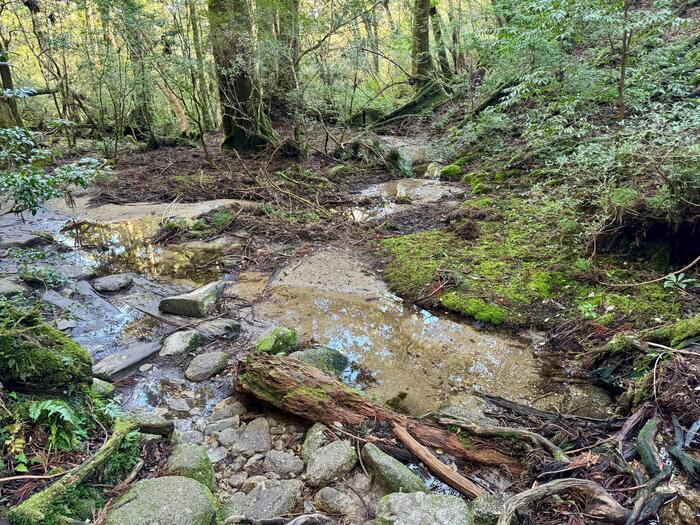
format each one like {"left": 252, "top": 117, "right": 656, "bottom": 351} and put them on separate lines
{"left": 330, "top": 164, "right": 348, "bottom": 177}
{"left": 167, "top": 444, "right": 215, "bottom": 490}
{"left": 255, "top": 326, "right": 299, "bottom": 354}
{"left": 471, "top": 182, "right": 493, "bottom": 195}
{"left": 526, "top": 271, "right": 566, "bottom": 298}
{"left": 651, "top": 314, "right": 700, "bottom": 347}
{"left": 439, "top": 164, "right": 462, "bottom": 180}
{"left": 0, "top": 322, "right": 92, "bottom": 392}
{"left": 284, "top": 385, "right": 329, "bottom": 402}
{"left": 440, "top": 292, "right": 507, "bottom": 325}
{"left": 608, "top": 187, "right": 639, "bottom": 208}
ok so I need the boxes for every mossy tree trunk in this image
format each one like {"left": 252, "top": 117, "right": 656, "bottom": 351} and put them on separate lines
{"left": 430, "top": 3, "right": 452, "bottom": 79}
{"left": 277, "top": 0, "right": 299, "bottom": 94}
{"left": 208, "top": 0, "right": 276, "bottom": 151}
{"left": 411, "top": 0, "right": 434, "bottom": 89}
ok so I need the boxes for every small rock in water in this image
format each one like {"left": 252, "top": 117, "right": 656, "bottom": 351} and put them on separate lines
{"left": 306, "top": 440, "right": 357, "bottom": 487}
{"left": 255, "top": 326, "right": 298, "bottom": 354}
{"left": 55, "top": 318, "right": 77, "bottom": 331}
{"left": 184, "top": 351, "right": 228, "bottom": 381}
{"left": 160, "top": 329, "right": 202, "bottom": 357}
{"left": 159, "top": 281, "right": 225, "bottom": 318}
{"left": 374, "top": 492, "right": 473, "bottom": 525}
{"left": 263, "top": 450, "right": 304, "bottom": 477}
{"left": 0, "top": 231, "right": 52, "bottom": 250}
{"left": 139, "top": 363, "right": 153, "bottom": 373}
{"left": 288, "top": 346, "right": 349, "bottom": 378}
{"left": 93, "top": 342, "right": 161, "bottom": 381}
{"left": 167, "top": 397, "right": 191, "bottom": 413}
{"left": 92, "top": 273, "right": 133, "bottom": 292}
{"left": 195, "top": 318, "right": 240, "bottom": 339}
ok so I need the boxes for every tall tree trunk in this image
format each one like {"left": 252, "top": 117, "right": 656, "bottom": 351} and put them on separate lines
{"left": 0, "top": 40, "right": 23, "bottom": 127}
{"left": 277, "top": 0, "right": 299, "bottom": 93}
{"left": 208, "top": 0, "right": 276, "bottom": 151}
{"left": 411, "top": 0, "right": 434, "bottom": 88}
{"left": 187, "top": 0, "right": 213, "bottom": 130}
{"left": 430, "top": 4, "right": 452, "bottom": 79}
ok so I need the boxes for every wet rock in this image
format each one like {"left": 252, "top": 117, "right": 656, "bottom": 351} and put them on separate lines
{"left": 373, "top": 492, "right": 473, "bottom": 525}
{"left": 301, "top": 423, "right": 329, "bottom": 462}
{"left": 206, "top": 416, "right": 240, "bottom": 436}
{"left": 306, "top": 440, "right": 357, "bottom": 487}
{"left": 41, "top": 290, "right": 90, "bottom": 320}
{"left": 228, "top": 417, "right": 272, "bottom": 456}
{"left": 167, "top": 397, "right": 191, "bottom": 413}
{"left": 91, "top": 378, "right": 115, "bottom": 397}
{"left": 167, "top": 444, "right": 215, "bottom": 490}
{"left": 211, "top": 397, "right": 246, "bottom": 421}
{"left": 177, "top": 429, "right": 205, "bottom": 444}
{"left": 139, "top": 363, "right": 153, "bottom": 373}
{"left": 314, "top": 487, "right": 365, "bottom": 521}
{"left": 93, "top": 273, "right": 133, "bottom": 293}
{"left": 160, "top": 329, "right": 202, "bottom": 357}
{"left": 104, "top": 476, "right": 216, "bottom": 525}
{"left": 195, "top": 318, "right": 240, "bottom": 339}
{"left": 0, "top": 231, "right": 52, "bottom": 249}
{"left": 470, "top": 493, "right": 507, "bottom": 525}
{"left": 255, "top": 326, "right": 298, "bottom": 354}
{"left": 224, "top": 479, "right": 303, "bottom": 520}
{"left": 159, "top": 280, "right": 225, "bottom": 318}
{"left": 55, "top": 319, "right": 77, "bottom": 330}
{"left": 93, "top": 342, "right": 161, "bottom": 381}
{"left": 263, "top": 450, "right": 304, "bottom": 476}
{"left": 288, "top": 346, "right": 349, "bottom": 378}
{"left": 361, "top": 443, "right": 428, "bottom": 493}
{"left": 184, "top": 351, "right": 228, "bottom": 381}
{"left": 0, "top": 277, "right": 27, "bottom": 297}
{"left": 74, "top": 280, "right": 121, "bottom": 315}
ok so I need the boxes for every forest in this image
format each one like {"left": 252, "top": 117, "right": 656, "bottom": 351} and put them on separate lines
{"left": 0, "top": 0, "right": 699, "bottom": 523}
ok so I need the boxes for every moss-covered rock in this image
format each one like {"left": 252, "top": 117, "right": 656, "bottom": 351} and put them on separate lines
{"left": 288, "top": 346, "right": 349, "bottom": 378}
{"left": 440, "top": 164, "right": 463, "bottom": 180}
{"left": 361, "top": 443, "right": 428, "bottom": 493}
{"left": 104, "top": 476, "right": 217, "bottom": 525}
{"left": 255, "top": 326, "right": 299, "bottom": 354}
{"left": 374, "top": 492, "right": 473, "bottom": 524}
{"left": 166, "top": 444, "right": 215, "bottom": 490}
{"left": 0, "top": 322, "right": 92, "bottom": 392}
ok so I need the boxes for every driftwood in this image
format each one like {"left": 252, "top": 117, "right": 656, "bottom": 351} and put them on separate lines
{"left": 497, "top": 478, "right": 630, "bottom": 525}
{"left": 391, "top": 423, "right": 484, "bottom": 498}
{"left": 6, "top": 419, "right": 136, "bottom": 524}
{"left": 238, "top": 354, "right": 520, "bottom": 497}
{"left": 438, "top": 416, "right": 570, "bottom": 462}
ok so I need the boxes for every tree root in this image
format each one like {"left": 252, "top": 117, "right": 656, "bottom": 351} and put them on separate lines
{"left": 497, "top": 478, "right": 630, "bottom": 525}
{"left": 636, "top": 417, "right": 663, "bottom": 478}
{"left": 438, "top": 416, "right": 570, "bottom": 462}
{"left": 625, "top": 465, "right": 673, "bottom": 525}
{"left": 6, "top": 418, "right": 137, "bottom": 524}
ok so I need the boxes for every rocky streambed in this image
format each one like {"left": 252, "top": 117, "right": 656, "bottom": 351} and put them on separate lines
{"left": 0, "top": 179, "right": 614, "bottom": 524}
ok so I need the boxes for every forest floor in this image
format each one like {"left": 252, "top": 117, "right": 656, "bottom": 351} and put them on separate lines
{"left": 2, "top": 123, "right": 699, "bottom": 524}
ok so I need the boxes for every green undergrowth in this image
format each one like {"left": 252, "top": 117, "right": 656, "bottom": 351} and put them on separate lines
{"left": 380, "top": 195, "right": 689, "bottom": 328}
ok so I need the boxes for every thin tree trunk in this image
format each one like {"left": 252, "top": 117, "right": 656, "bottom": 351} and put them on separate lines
{"left": 187, "top": 0, "right": 213, "bottom": 130}
{"left": 0, "top": 40, "right": 22, "bottom": 127}
{"left": 278, "top": 0, "right": 299, "bottom": 93}
{"left": 430, "top": 4, "right": 452, "bottom": 78}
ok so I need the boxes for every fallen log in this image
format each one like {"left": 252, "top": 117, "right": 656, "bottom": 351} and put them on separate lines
{"left": 237, "top": 354, "right": 520, "bottom": 497}
{"left": 497, "top": 478, "right": 630, "bottom": 525}
{"left": 6, "top": 418, "right": 136, "bottom": 524}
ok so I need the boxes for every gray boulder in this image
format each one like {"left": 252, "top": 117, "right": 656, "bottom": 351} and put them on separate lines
{"left": 160, "top": 330, "right": 202, "bottom": 356}
{"left": 224, "top": 479, "right": 303, "bottom": 520}
{"left": 314, "top": 486, "right": 365, "bottom": 521}
{"left": 104, "top": 476, "right": 216, "bottom": 525}
{"left": 470, "top": 493, "right": 508, "bottom": 525}
{"left": 185, "top": 351, "right": 228, "bottom": 381}
{"left": 301, "top": 422, "right": 329, "bottom": 462}
{"left": 361, "top": 443, "right": 427, "bottom": 493}
{"left": 263, "top": 450, "right": 304, "bottom": 476}
{"left": 373, "top": 492, "right": 473, "bottom": 525}
{"left": 288, "top": 346, "right": 349, "bottom": 378}
{"left": 93, "top": 273, "right": 133, "bottom": 292}
{"left": 159, "top": 281, "right": 225, "bottom": 318}
{"left": 0, "top": 277, "right": 27, "bottom": 297}
{"left": 166, "top": 444, "right": 215, "bottom": 490}
{"left": 307, "top": 440, "right": 357, "bottom": 486}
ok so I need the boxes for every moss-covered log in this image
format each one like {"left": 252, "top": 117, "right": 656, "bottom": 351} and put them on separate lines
{"left": 6, "top": 419, "right": 137, "bottom": 525}
{"left": 237, "top": 354, "right": 520, "bottom": 475}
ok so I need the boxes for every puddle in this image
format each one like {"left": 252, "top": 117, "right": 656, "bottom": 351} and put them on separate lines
{"left": 233, "top": 248, "right": 612, "bottom": 417}
{"left": 351, "top": 179, "right": 464, "bottom": 223}
{"left": 64, "top": 217, "right": 227, "bottom": 286}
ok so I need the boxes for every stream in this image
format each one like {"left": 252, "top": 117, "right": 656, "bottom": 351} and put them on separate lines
{"left": 0, "top": 179, "right": 612, "bottom": 437}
